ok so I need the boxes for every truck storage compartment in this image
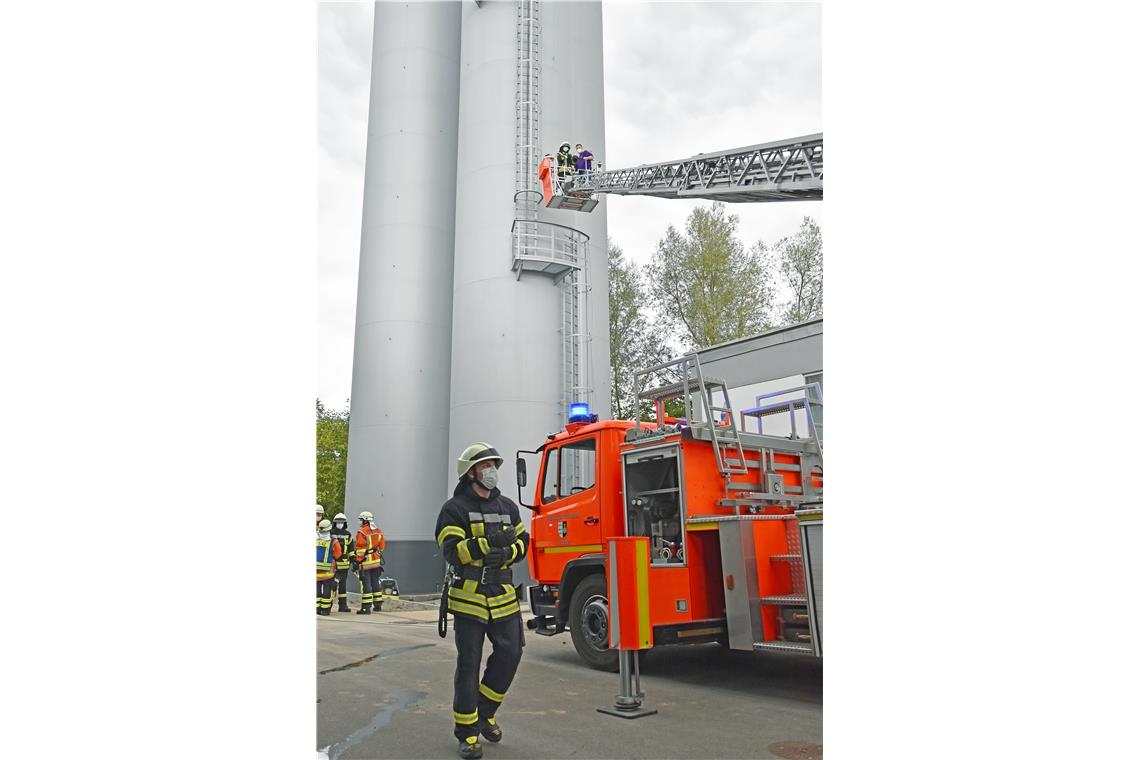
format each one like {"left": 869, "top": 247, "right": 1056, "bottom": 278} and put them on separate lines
{"left": 623, "top": 445, "right": 686, "bottom": 566}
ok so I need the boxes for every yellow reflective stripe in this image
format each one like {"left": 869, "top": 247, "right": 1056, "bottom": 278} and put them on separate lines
{"left": 636, "top": 540, "right": 651, "bottom": 648}
{"left": 486, "top": 587, "right": 516, "bottom": 606}
{"left": 478, "top": 537, "right": 490, "bottom": 554}
{"left": 687, "top": 523, "right": 719, "bottom": 531}
{"left": 448, "top": 586, "right": 486, "bottom": 604}
{"left": 456, "top": 540, "right": 473, "bottom": 565}
{"left": 437, "top": 526, "right": 465, "bottom": 545}
{"left": 541, "top": 544, "right": 604, "bottom": 554}
{"left": 472, "top": 522, "right": 485, "bottom": 537}
{"left": 453, "top": 710, "right": 479, "bottom": 725}
{"left": 513, "top": 539, "right": 526, "bottom": 557}
{"left": 479, "top": 682, "right": 506, "bottom": 703}
{"left": 462, "top": 579, "right": 478, "bottom": 593}
{"left": 507, "top": 544, "right": 518, "bottom": 563}
{"left": 513, "top": 522, "right": 526, "bottom": 536}
{"left": 449, "top": 600, "right": 490, "bottom": 620}
{"left": 489, "top": 602, "right": 520, "bottom": 619}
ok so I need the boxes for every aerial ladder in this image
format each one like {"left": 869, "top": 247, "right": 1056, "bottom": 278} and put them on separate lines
{"left": 538, "top": 133, "right": 823, "bottom": 211}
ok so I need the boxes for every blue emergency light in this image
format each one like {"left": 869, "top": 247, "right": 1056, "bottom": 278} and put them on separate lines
{"left": 568, "top": 403, "right": 591, "bottom": 423}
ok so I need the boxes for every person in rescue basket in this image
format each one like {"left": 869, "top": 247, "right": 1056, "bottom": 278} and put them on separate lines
{"left": 330, "top": 513, "right": 353, "bottom": 612}
{"left": 316, "top": 519, "right": 341, "bottom": 616}
{"left": 575, "top": 143, "right": 593, "bottom": 177}
{"left": 435, "top": 443, "right": 530, "bottom": 759}
{"left": 556, "top": 141, "right": 575, "bottom": 192}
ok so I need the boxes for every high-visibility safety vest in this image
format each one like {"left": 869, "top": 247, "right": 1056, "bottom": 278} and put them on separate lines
{"left": 435, "top": 480, "right": 530, "bottom": 624}
{"left": 316, "top": 536, "right": 341, "bottom": 581}
{"left": 355, "top": 524, "right": 385, "bottom": 570}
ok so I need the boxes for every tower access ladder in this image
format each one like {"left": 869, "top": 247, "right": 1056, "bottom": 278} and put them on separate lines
{"left": 510, "top": 0, "right": 594, "bottom": 422}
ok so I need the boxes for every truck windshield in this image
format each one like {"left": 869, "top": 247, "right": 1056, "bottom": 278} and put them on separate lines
{"left": 540, "top": 438, "right": 597, "bottom": 504}
{"left": 560, "top": 438, "right": 596, "bottom": 494}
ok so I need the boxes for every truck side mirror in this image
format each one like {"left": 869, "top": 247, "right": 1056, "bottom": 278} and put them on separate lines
{"left": 516, "top": 457, "right": 527, "bottom": 488}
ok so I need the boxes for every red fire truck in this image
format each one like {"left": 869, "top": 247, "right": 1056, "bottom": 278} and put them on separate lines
{"left": 517, "top": 353, "right": 823, "bottom": 670}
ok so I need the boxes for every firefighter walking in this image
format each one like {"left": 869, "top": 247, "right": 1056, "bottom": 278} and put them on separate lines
{"left": 316, "top": 519, "right": 341, "bottom": 616}
{"left": 330, "top": 513, "right": 353, "bottom": 613}
{"left": 435, "top": 443, "right": 530, "bottom": 759}
{"left": 354, "top": 510, "right": 386, "bottom": 614}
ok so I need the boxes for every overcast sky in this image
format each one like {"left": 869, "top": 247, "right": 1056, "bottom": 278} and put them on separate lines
{"left": 318, "top": 0, "right": 822, "bottom": 409}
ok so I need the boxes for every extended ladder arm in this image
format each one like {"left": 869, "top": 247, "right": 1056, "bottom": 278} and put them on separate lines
{"left": 562, "top": 133, "right": 822, "bottom": 204}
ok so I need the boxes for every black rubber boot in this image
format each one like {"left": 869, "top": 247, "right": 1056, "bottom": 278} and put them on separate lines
{"left": 479, "top": 716, "right": 502, "bottom": 744}
{"left": 458, "top": 736, "right": 482, "bottom": 759}
{"left": 373, "top": 600, "right": 384, "bottom": 612}
{"left": 318, "top": 608, "right": 330, "bottom": 616}
{"left": 338, "top": 599, "right": 350, "bottom": 612}
{"left": 356, "top": 607, "right": 371, "bottom": 615}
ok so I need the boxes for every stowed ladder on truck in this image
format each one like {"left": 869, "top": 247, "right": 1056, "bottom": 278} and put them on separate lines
{"left": 633, "top": 354, "right": 824, "bottom": 656}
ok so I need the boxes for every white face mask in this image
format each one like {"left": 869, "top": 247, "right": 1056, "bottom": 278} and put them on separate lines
{"left": 478, "top": 465, "right": 499, "bottom": 490}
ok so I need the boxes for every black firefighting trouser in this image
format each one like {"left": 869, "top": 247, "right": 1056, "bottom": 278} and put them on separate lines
{"left": 334, "top": 569, "right": 350, "bottom": 608}
{"left": 452, "top": 614, "right": 525, "bottom": 741}
{"left": 316, "top": 579, "right": 335, "bottom": 611}
{"left": 360, "top": 567, "right": 382, "bottom": 608}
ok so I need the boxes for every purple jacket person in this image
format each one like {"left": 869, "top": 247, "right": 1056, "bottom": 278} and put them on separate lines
{"left": 575, "top": 144, "right": 593, "bottom": 174}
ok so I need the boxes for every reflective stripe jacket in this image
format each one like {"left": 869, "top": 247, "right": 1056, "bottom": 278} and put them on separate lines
{"left": 316, "top": 536, "right": 342, "bottom": 581}
{"left": 435, "top": 480, "right": 530, "bottom": 624}
{"left": 355, "top": 523, "right": 385, "bottom": 570}
{"left": 556, "top": 149, "right": 574, "bottom": 177}
{"left": 330, "top": 526, "right": 353, "bottom": 571}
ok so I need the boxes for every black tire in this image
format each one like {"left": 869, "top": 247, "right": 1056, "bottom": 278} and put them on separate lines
{"left": 567, "top": 574, "right": 619, "bottom": 672}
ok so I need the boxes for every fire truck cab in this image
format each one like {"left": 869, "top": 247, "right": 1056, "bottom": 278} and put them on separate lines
{"left": 519, "top": 352, "right": 824, "bottom": 670}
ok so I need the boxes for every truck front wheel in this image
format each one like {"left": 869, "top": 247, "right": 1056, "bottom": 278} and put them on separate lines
{"left": 568, "top": 574, "right": 619, "bottom": 672}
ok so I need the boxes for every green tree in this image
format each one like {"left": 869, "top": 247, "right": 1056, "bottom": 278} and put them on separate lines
{"left": 646, "top": 203, "right": 775, "bottom": 349}
{"left": 609, "top": 239, "right": 668, "bottom": 419}
{"left": 316, "top": 398, "right": 350, "bottom": 520}
{"left": 775, "top": 216, "right": 823, "bottom": 324}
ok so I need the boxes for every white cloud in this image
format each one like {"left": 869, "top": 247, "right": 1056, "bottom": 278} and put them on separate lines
{"left": 318, "top": 1, "right": 822, "bottom": 405}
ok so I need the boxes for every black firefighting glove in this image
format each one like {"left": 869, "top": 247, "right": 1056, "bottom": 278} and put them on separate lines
{"left": 482, "top": 546, "right": 508, "bottom": 568}
{"left": 488, "top": 526, "right": 515, "bottom": 549}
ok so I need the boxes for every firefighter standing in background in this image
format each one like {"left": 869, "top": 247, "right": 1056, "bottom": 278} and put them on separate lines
{"left": 316, "top": 519, "right": 341, "bottom": 616}
{"left": 330, "top": 513, "right": 353, "bottom": 613}
{"left": 354, "top": 511, "right": 385, "bottom": 615}
{"left": 316, "top": 504, "right": 325, "bottom": 536}
{"left": 435, "top": 443, "right": 529, "bottom": 760}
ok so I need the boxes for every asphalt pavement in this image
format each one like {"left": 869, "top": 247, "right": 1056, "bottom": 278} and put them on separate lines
{"left": 317, "top": 599, "right": 822, "bottom": 760}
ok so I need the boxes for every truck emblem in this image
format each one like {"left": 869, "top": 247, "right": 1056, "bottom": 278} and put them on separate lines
{"left": 557, "top": 521, "right": 568, "bottom": 538}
